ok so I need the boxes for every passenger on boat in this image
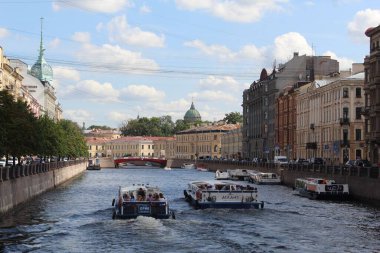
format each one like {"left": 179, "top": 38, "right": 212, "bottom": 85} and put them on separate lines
{"left": 146, "top": 193, "right": 153, "bottom": 201}
{"left": 137, "top": 195, "right": 144, "bottom": 201}
{"left": 158, "top": 193, "right": 165, "bottom": 201}
{"left": 122, "top": 193, "right": 130, "bottom": 201}
{"left": 153, "top": 193, "right": 159, "bottom": 201}
{"left": 130, "top": 193, "right": 136, "bottom": 202}
{"left": 137, "top": 188, "right": 146, "bottom": 199}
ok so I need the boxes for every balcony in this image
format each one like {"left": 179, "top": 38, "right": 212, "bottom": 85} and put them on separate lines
{"left": 340, "top": 140, "right": 350, "bottom": 148}
{"left": 339, "top": 117, "right": 350, "bottom": 126}
{"left": 306, "top": 142, "right": 317, "bottom": 149}
{"left": 361, "top": 106, "right": 370, "bottom": 116}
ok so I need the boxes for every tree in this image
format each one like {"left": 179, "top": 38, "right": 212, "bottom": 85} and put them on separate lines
{"left": 87, "top": 125, "right": 112, "bottom": 130}
{"left": 223, "top": 112, "right": 243, "bottom": 124}
{"left": 173, "top": 119, "right": 190, "bottom": 133}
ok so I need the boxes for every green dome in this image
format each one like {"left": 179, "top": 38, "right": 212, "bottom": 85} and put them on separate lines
{"left": 184, "top": 102, "right": 201, "bottom": 122}
{"left": 31, "top": 58, "right": 53, "bottom": 82}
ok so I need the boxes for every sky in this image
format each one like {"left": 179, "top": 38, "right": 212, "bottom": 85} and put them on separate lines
{"left": 0, "top": 0, "right": 380, "bottom": 129}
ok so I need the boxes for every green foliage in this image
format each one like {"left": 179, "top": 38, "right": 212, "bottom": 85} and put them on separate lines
{"left": 223, "top": 112, "right": 243, "bottom": 124}
{"left": 87, "top": 125, "right": 112, "bottom": 130}
{"left": 120, "top": 115, "right": 189, "bottom": 136}
{"left": 0, "top": 90, "right": 87, "bottom": 159}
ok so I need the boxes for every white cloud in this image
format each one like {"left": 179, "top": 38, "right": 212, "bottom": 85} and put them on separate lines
{"left": 61, "top": 79, "right": 120, "bottom": 102}
{"left": 0, "top": 27, "right": 9, "bottom": 38}
{"left": 52, "top": 0, "right": 131, "bottom": 13}
{"left": 106, "top": 15, "right": 165, "bottom": 47}
{"left": 199, "top": 75, "right": 239, "bottom": 90}
{"left": 71, "top": 32, "right": 91, "bottom": 43}
{"left": 189, "top": 90, "right": 237, "bottom": 102}
{"left": 140, "top": 4, "right": 151, "bottom": 13}
{"left": 175, "top": 0, "right": 287, "bottom": 23}
{"left": 184, "top": 40, "right": 266, "bottom": 61}
{"left": 63, "top": 109, "right": 92, "bottom": 125}
{"left": 273, "top": 32, "right": 312, "bottom": 62}
{"left": 49, "top": 37, "right": 60, "bottom": 48}
{"left": 108, "top": 111, "right": 129, "bottom": 122}
{"left": 53, "top": 66, "right": 81, "bottom": 81}
{"left": 120, "top": 85, "right": 165, "bottom": 101}
{"left": 75, "top": 43, "right": 159, "bottom": 74}
{"left": 348, "top": 9, "right": 380, "bottom": 43}
{"left": 323, "top": 51, "right": 354, "bottom": 71}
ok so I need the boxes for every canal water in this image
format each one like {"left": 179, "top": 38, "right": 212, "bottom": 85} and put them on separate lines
{"left": 0, "top": 167, "right": 379, "bottom": 253}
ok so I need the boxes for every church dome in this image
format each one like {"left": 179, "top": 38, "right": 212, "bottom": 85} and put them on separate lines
{"left": 184, "top": 102, "right": 201, "bottom": 123}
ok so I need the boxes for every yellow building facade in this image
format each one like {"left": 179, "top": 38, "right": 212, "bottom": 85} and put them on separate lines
{"left": 296, "top": 71, "right": 366, "bottom": 164}
{"left": 175, "top": 123, "right": 240, "bottom": 160}
{"left": 153, "top": 137, "right": 176, "bottom": 159}
{"left": 221, "top": 125, "right": 242, "bottom": 159}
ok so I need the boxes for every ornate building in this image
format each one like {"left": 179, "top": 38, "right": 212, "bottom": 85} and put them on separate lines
{"left": 221, "top": 125, "right": 242, "bottom": 160}
{"left": 364, "top": 25, "right": 380, "bottom": 164}
{"left": 175, "top": 123, "right": 239, "bottom": 160}
{"left": 184, "top": 102, "right": 201, "bottom": 123}
{"left": 243, "top": 53, "right": 339, "bottom": 160}
{"left": 0, "top": 47, "right": 23, "bottom": 100}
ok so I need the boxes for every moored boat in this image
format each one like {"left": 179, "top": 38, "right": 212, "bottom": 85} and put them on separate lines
{"left": 183, "top": 180, "right": 264, "bottom": 209}
{"left": 249, "top": 172, "right": 281, "bottom": 185}
{"left": 112, "top": 184, "right": 175, "bottom": 219}
{"left": 181, "top": 163, "right": 196, "bottom": 169}
{"left": 215, "top": 170, "right": 230, "bottom": 180}
{"left": 227, "top": 169, "right": 253, "bottom": 181}
{"left": 87, "top": 158, "right": 101, "bottom": 170}
{"left": 294, "top": 178, "right": 349, "bottom": 200}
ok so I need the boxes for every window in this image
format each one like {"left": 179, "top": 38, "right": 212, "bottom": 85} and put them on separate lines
{"left": 355, "top": 107, "right": 362, "bottom": 120}
{"left": 214, "top": 135, "right": 217, "bottom": 140}
{"left": 142, "top": 145, "right": 144, "bottom": 149}
{"left": 343, "top": 107, "right": 349, "bottom": 119}
{"left": 343, "top": 88, "right": 349, "bottom": 98}
{"left": 356, "top": 88, "right": 361, "bottom": 98}
{"left": 355, "top": 129, "right": 361, "bottom": 141}
{"left": 343, "top": 129, "right": 348, "bottom": 141}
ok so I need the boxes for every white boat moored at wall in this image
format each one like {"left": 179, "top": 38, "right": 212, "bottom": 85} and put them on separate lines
{"left": 294, "top": 178, "right": 350, "bottom": 200}
{"left": 215, "top": 170, "right": 230, "bottom": 180}
{"left": 249, "top": 172, "right": 281, "bottom": 185}
{"left": 181, "top": 163, "right": 196, "bottom": 169}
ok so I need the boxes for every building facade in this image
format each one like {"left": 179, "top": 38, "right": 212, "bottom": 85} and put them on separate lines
{"left": 364, "top": 25, "right": 380, "bottom": 164}
{"left": 0, "top": 47, "right": 23, "bottom": 100}
{"left": 175, "top": 123, "right": 240, "bottom": 160}
{"left": 295, "top": 71, "right": 365, "bottom": 164}
{"left": 153, "top": 137, "right": 176, "bottom": 159}
{"left": 243, "top": 53, "right": 339, "bottom": 160}
{"left": 221, "top": 125, "right": 242, "bottom": 159}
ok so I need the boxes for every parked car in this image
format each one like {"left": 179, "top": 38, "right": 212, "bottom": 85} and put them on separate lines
{"left": 274, "top": 156, "right": 288, "bottom": 164}
{"left": 354, "top": 159, "right": 372, "bottom": 168}
{"left": 295, "top": 158, "right": 309, "bottom": 165}
{"left": 310, "top": 157, "right": 324, "bottom": 165}
{"left": 0, "top": 158, "right": 6, "bottom": 167}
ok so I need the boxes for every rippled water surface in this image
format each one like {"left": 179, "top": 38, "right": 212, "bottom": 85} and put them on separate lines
{"left": 1, "top": 167, "right": 379, "bottom": 253}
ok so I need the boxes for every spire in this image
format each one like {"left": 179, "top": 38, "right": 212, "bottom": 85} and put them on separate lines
{"left": 31, "top": 17, "right": 53, "bottom": 83}
{"left": 38, "top": 17, "right": 45, "bottom": 62}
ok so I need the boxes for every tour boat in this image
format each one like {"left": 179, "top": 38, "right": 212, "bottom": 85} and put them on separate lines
{"left": 197, "top": 167, "right": 208, "bottom": 172}
{"left": 249, "top": 172, "right": 281, "bottom": 185}
{"left": 112, "top": 184, "right": 175, "bottom": 219}
{"left": 294, "top": 178, "right": 350, "bottom": 200}
{"left": 184, "top": 180, "right": 264, "bottom": 209}
{"left": 87, "top": 159, "right": 101, "bottom": 170}
{"left": 164, "top": 167, "right": 172, "bottom": 171}
{"left": 215, "top": 170, "right": 230, "bottom": 180}
{"left": 181, "top": 163, "right": 196, "bottom": 169}
{"left": 227, "top": 169, "right": 254, "bottom": 181}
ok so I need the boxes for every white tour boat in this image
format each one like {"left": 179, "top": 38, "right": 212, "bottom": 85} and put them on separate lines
{"left": 184, "top": 180, "right": 264, "bottom": 209}
{"left": 294, "top": 178, "right": 350, "bottom": 200}
{"left": 249, "top": 172, "right": 281, "bottom": 185}
{"left": 215, "top": 170, "right": 230, "bottom": 180}
{"left": 181, "top": 163, "right": 196, "bottom": 169}
{"left": 227, "top": 169, "right": 254, "bottom": 181}
{"left": 112, "top": 184, "right": 175, "bottom": 219}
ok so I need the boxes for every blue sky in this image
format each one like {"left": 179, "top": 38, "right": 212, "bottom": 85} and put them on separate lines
{"left": 0, "top": 0, "right": 379, "bottom": 128}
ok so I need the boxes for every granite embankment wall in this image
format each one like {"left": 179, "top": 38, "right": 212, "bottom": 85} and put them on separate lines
{"left": 0, "top": 160, "right": 87, "bottom": 215}
{"left": 170, "top": 159, "right": 380, "bottom": 206}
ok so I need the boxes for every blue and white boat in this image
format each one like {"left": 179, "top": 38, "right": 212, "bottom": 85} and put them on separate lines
{"left": 294, "top": 178, "right": 350, "bottom": 200}
{"left": 249, "top": 172, "right": 281, "bottom": 185}
{"left": 184, "top": 180, "right": 264, "bottom": 209}
{"left": 112, "top": 184, "right": 175, "bottom": 219}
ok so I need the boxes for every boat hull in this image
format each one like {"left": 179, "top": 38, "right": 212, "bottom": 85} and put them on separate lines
{"left": 295, "top": 188, "right": 350, "bottom": 200}
{"left": 113, "top": 201, "right": 172, "bottom": 219}
{"left": 87, "top": 165, "right": 101, "bottom": 170}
